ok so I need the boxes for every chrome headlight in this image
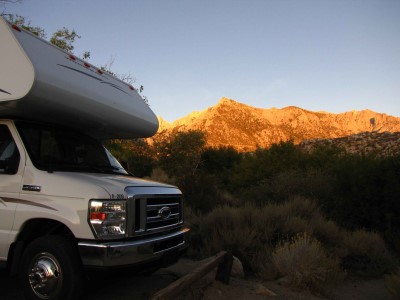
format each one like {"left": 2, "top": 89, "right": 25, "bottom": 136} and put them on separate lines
{"left": 89, "top": 200, "right": 126, "bottom": 239}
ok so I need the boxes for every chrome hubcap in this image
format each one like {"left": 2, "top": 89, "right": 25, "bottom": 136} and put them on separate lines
{"left": 28, "top": 253, "right": 62, "bottom": 299}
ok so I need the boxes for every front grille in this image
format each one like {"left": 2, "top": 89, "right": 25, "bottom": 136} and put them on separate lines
{"left": 147, "top": 197, "right": 181, "bottom": 230}
{"left": 129, "top": 195, "right": 183, "bottom": 236}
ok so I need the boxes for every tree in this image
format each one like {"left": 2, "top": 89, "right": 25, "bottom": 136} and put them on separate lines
{"left": 105, "top": 139, "right": 155, "bottom": 177}
{"left": 2, "top": 14, "right": 45, "bottom": 37}
{"left": 50, "top": 27, "right": 80, "bottom": 53}
{"left": 101, "top": 55, "right": 135, "bottom": 85}
{"left": 154, "top": 130, "right": 206, "bottom": 188}
{"left": 3, "top": 13, "right": 84, "bottom": 54}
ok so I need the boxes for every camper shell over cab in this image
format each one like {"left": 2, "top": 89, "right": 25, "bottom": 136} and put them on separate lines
{"left": 0, "top": 15, "right": 158, "bottom": 139}
{"left": 0, "top": 16, "right": 189, "bottom": 300}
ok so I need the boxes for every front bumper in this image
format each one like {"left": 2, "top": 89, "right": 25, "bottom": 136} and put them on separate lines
{"left": 78, "top": 228, "right": 189, "bottom": 268}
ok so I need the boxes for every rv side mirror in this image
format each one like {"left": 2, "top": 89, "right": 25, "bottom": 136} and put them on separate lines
{"left": 121, "top": 161, "right": 129, "bottom": 172}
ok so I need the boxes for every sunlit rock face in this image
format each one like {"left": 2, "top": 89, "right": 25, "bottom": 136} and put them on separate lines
{"left": 156, "top": 97, "right": 400, "bottom": 152}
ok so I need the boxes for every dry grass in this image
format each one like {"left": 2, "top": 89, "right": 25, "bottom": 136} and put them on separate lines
{"left": 385, "top": 268, "right": 400, "bottom": 300}
{"left": 185, "top": 196, "right": 395, "bottom": 293}
{"left": 146, "top": 167, "right": 176, "bottom": 184}
{"left": 342, "top": 229, "right": 396, "bottom": 277}
{"left": 271, "top": 232, "right": 345, "bottom": 295}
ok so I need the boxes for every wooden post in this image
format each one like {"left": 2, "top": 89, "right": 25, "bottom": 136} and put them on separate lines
{"left": 215, "top": 251, "right": 233, "bottom": 284}
{"left": 151, "top": 251, "right": 230, "bottom": 300}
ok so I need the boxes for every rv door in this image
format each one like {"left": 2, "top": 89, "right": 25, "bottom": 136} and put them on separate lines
{"left": 0, "top": 122, "right": 23, "bottom": 260}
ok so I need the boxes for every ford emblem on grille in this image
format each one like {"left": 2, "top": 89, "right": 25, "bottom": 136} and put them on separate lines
{"left": 158, "top": 206, "right": 172, "bottom": 220}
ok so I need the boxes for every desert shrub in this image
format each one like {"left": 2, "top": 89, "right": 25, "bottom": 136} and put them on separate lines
{"left": 385, "top": 268, "right": 400, "bottom": 300}
{"left": 187, "top": 196, "right": 396, "bottom": 284}
{"left": 250, "top": 197, "right": 317, "bottom": 248}
{"left": 271, "top": 232, "right": 344, "bottom": 295}
{"left": 309, "top": 215, "right": 346, "bottom": 256}
{"left": 341, "top": 229, "right": 396, "bottom": 277}
{"left": 197, "top": 205, "right": 264, "bottom": 274}
{"left": 146, "top": 167, "right": 175, "bottom": 185}
{"left": 183, "top": 206, "right": 205, "bottom": 259}
{"left": 279, "top": 196, "right": 319, "bottom": 219}
{"left": 189, "top": 197, "right": 342, "bottom": 275}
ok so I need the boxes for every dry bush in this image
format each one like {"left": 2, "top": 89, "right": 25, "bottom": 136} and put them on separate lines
{"left": 263, "top": 196, "right": 319, "bottom": 243}
{"left": 187, "top": 196, "right": 394, "bottom": 283}
{"left": 271, "top": 232, "right": 344, "bottom": 295}
{"left": 183, "top": 206, "right": 204, "bottom": 259}
{"left": 385, "top": 268, "right": 400, "bottom": 300}
{"left": 198, "top": 205, "right": 262, "bottom": 272}
{"left": 255, "top": 204, "right": 284, "bottom": 244}
{"left": 281, "top": 216, "right": 311, "bottom": 238}
{"left": 342, "top": 229, "right": 396, "bottom": 277}
{"left": 193, "top": 197, "right": 343, "bottom": 275}
{"left": 278, "top": 196, "right": 319, "bottom": 220}
{"left": 218, "top": 190, "right": 241, "bottom": 207}
{"left": 309, "top": 215, "right": 346, "bottom": 256}
{"left": 184, "top": 206, "right": 202, "bottom": 229}
{"left": 146, "top": 167, "right": 176, "bottom": 184}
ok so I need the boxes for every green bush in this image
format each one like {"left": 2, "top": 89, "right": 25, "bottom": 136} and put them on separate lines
{"left": 323, "top": 154, "right": 400, "bottom": 251}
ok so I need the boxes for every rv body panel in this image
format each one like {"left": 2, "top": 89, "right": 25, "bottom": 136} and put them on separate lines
{"left": 0, "top": 17, "right": 158, "bottom": 139}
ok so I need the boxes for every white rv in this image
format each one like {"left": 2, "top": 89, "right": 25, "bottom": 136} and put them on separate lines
{"left": 0, "top": 16, "right": 189, "bottom": 300}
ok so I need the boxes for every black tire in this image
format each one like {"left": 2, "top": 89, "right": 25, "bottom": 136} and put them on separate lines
{"left": 19, "top": 235, "right": 84, "bottom": 300}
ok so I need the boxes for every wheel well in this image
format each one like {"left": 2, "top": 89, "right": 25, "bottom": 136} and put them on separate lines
{"left": 17, "top": 218, "right": 75, "bottom": 243}
{"left": 8, "top": 219, "right": 76, "bottom": 275}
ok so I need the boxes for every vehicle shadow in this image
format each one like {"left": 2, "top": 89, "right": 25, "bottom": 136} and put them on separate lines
{"left": 0, "top": 268, "right": 23, "bottom": 300}
{"left": 0, "top": 267, "right": 178, "bottom": 300}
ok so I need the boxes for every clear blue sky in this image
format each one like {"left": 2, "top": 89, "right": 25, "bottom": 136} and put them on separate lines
{"left": 3, "top": 0, "right": 400, "bottom": 121}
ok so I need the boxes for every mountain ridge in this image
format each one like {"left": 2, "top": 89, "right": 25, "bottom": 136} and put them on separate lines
{"left": 156, "top": 97, "right": 400, "bottom": 152}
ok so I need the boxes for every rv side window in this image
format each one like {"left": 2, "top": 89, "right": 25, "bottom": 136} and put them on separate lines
{"left": 0, "top": 125, "right": 20, "bottom": 175}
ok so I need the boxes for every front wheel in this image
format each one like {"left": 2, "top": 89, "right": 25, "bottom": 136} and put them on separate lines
{"left": 20, "top": 235, "right": 84, "bottom": 300}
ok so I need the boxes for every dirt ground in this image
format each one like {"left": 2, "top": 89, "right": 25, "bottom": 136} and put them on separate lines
{"left": 0, "top": 258, "right": 391, "bottom": 300}
{"left": 169, "top": 259, "right": 391, "bottom": 300}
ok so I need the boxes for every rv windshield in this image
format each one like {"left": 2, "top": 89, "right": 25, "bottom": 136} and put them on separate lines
{"left": 15, "top": 121, "right": 128, "bottom": 175}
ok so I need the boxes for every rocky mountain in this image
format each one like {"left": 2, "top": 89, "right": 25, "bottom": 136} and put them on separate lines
{"left": 300, "top": 131, "right": 400, "bottom": 157}
{"left": 157, "top": 97, "right": 400, "bottom": 152}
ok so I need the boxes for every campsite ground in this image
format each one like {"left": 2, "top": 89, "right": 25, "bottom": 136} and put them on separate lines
{"left": 0, "top": 258, "right": 390, "bottom": 300}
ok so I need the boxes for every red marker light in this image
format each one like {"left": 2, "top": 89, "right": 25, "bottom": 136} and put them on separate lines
{"left": 12, "top": 24, "right": 22, "bottom": 32}
{"left": 90, "top": 212, "right": 106, "bottom": 220}
{"left": 97, "top": 69, "right": 103, "bottom": 75}
{"left": 129, "top": 85, "right": 135, "bottom": 91}
{"left": 68, "top": 54, "right": 76, "bottom": 61}
{"left": 84, "top": 62, "right": 90, "bottom": 69}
